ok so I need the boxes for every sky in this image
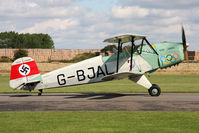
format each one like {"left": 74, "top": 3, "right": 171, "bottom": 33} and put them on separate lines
{"left": 0, "top": 0, "right": 199, "bottom": 50}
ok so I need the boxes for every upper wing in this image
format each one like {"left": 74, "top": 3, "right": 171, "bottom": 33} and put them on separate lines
{"left": 103, "top": 34, "right": 146, "bottom": 44}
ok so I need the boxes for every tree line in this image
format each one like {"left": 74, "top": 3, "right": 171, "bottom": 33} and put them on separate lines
{"left": 0, "top": 31, "right": 54, "bottom": 48}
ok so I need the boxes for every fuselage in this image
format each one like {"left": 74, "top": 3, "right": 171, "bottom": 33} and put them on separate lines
{"left": 34, "top": 41, "right": 184, "bottom": 90}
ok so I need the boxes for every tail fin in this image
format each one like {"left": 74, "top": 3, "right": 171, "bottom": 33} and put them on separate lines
{"left": 10, "top": 57, "right": 42, "bottom": 90}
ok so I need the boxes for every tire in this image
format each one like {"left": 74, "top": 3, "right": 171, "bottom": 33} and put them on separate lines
{"left": 38, "top": 89, "right": 43, "bottom": 96}
{"left": 148, "top": 84, "right": 161, "bottom": 96}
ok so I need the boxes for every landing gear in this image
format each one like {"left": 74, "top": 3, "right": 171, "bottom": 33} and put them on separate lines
{"left": 148, "top": 84, "right": 161, "bottom": 96}
{"left": 38, "top": 89, "right": 43, "bottom": 96}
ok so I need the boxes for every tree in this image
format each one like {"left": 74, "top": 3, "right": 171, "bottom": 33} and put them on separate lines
{"left": 0, "top": 31, "right": 54, "bottom": 48}
{"left": 100, "top": 45, "right": 117, "bottom": 53}
{"left": 13, "top": 49, "right": 28, "bottom": 60}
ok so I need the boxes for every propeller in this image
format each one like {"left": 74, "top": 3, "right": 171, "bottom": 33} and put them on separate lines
{"left": 182, "top": 25, "right": 189, "bottom": 61}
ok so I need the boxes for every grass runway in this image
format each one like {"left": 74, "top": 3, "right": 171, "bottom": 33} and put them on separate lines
{"left": 0, "top": 111, "right": 199, "bottom": 133}
{"left": 1, "top": 74, "right": 199, "bottom": 93}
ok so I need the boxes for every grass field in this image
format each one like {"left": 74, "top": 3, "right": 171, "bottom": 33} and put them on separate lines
{"left": 0, "top": 111, "right": 198, "bottom": 133}
{"left": 1, "top": 75, "right": 199, "bottom": 133}
{"left": 1, "top": 74, "right": 199, "bottom": 93}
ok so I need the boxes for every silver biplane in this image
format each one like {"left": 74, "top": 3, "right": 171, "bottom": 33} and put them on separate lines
{"left": 10, "top": 27, "right": 188, "bottom": 96}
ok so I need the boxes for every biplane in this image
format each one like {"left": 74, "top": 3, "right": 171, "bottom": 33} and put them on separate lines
{"left": 9, "top": 26, "right": 188, "bottom": 96}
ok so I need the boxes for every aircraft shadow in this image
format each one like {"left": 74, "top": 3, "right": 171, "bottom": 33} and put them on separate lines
{"left": 4, "top": 93, "right": 148, "bottom": 99}
{"left": 65, "top": 93, "right": 148, "bottom": 100}
{"left": 9, "top": 94, "right": 33, "bottom": 97}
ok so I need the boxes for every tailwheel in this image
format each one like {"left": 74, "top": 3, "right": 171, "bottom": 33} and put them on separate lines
{"left": 38, "top": 89, "right": 43, "bottom": 96}
{"left": 148, "top": 84, "right": 161, "bottom": 96}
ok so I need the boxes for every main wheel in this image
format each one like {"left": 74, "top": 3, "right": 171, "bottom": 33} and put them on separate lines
{"left": 38, "top": 89, "right": 43, "bottom": 96}
{"left": 148, "top": 84, "right": 161, "bottom": 96}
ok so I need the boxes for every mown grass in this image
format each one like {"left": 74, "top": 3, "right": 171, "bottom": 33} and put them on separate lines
{"left": 1, "top": 74, "right": 199, "bottom": 93}
{"left": 0, "top": 111, "right": 198, "bottom": 133}
{"left": 1, "top": 76, "right": 199, "bottom": 133}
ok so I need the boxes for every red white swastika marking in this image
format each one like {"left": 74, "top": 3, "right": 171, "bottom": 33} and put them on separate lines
{"left": 10, "top": 61, "right": 40, "bottom": 80}
{"left": 18, "top": 64, "right": 31, "bottom": 76}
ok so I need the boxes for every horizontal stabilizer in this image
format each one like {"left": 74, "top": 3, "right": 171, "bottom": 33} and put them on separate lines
{"left": 14, "top": 80, "right": 41, "bottom": 90}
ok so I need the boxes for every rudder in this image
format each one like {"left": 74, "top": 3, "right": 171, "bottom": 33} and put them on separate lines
{"left": 10, "top": 57, "right": 42, "bottom": 90}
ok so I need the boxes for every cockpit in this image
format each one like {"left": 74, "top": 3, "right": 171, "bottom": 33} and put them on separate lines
{"left": 103, "top": 34, "right": 158, "bottom": 72}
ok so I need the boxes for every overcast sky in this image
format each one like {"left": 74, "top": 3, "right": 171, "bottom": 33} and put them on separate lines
{"left": 0, "top": 0, "right": 198, "bottom": 50}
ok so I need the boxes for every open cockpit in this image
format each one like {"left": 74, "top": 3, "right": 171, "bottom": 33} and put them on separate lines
{"left": 102, "top": 34, "right": 159, "bottom": 72}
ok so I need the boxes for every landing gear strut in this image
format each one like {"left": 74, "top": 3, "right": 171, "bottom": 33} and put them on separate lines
{"left": 38, "top": 89, "right": 43, "bottom": 96}
{"left": 148, "top": 84, "right": 161, "bottom": 96}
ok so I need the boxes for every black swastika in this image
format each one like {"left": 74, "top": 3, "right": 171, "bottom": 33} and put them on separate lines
{"left": 20, "top": 65, "right": 30, "bottom": 75}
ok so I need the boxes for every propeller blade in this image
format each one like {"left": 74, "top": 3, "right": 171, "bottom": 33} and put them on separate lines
{"left": 182, "top": 26, "right": 186, "bottom": 44}
{"left": 182, "top": 25, "right": 189, "bottom": 61}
